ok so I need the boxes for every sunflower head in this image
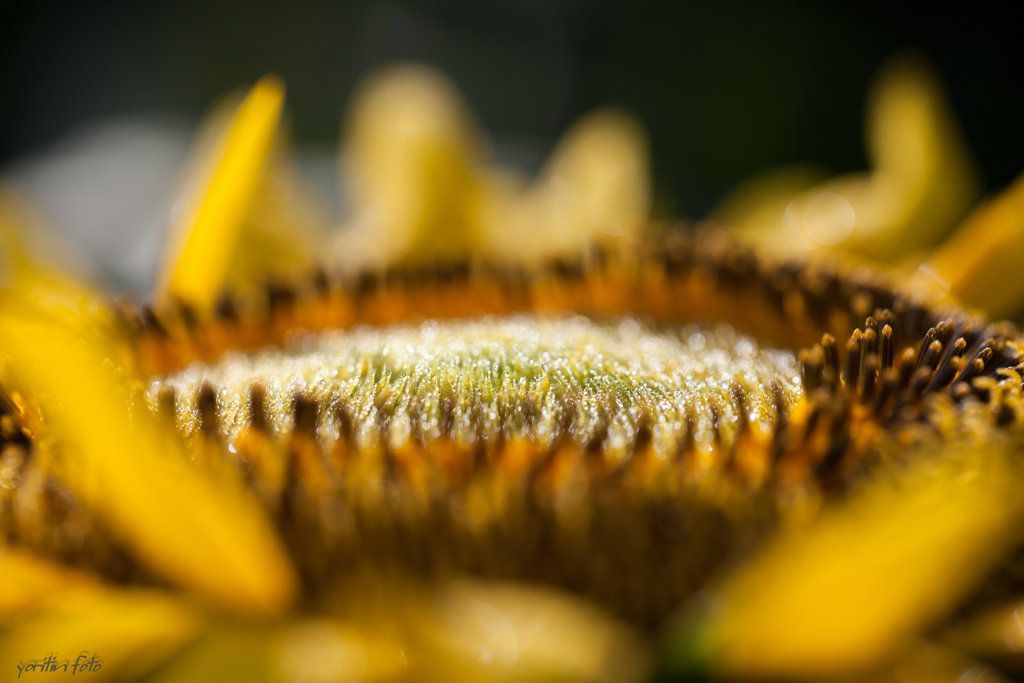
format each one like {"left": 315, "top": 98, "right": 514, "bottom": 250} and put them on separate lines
{"left": 3, "top": 57, "right": 1024, "bottom": 683}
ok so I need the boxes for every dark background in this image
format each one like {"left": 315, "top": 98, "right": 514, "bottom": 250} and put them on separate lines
{"left": 3, "top": 0, "right": 1023, "bottom": 218}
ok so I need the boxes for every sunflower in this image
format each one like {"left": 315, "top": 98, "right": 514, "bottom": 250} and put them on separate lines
{"left": 3, "top": 56, "right": 1024, "bottom": 683}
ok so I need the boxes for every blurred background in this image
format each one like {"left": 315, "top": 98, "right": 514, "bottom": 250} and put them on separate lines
{"left": 2, "top": 0, "right": 1023, "bottom": 292}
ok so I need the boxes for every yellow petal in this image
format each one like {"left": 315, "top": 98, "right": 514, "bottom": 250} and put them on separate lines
{"left": 0, "top": 546, "right": 102, "bottom": 619}
{"left": 922, "top": 170, "right": 1024, "bottom": 318}
{"left": 484, "top": 108, "right": 651, "bottom": 265}
{"left": 221, "top": 162, "right": 331, "bottom": 297}
{"left": 718, "top": 56, "right": 978, "bottom": 263}
{"left": 851, "top": 55, "right": 978, "bottom": 259}
{"left": 711, "top": 165, "right": 828, "bottom": 242}
{"left": 340, "top": 64, "right": 483, "bottom": 268}
{"left": 0, "top": 314, "right": 297, "bottom": 617}
{"left": 0, "top": 185, "right": 107, "bottom": 325}
{"left": 661, "top": 439, "right": 1023, "bottom": 680}
{"left": 143, "top": 617, "right": 407, "bottom": 683}
{"left": 0, "top": 589, "right": 202, "bottom": 682}
{"left": 416, "top": 580, "right": 652, "bottom": 683}
{"left": 157, "top": 75, "right": 284, "bottom": 312}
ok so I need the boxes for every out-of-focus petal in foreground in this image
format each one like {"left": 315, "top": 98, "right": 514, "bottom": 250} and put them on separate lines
{"left": 0, "top": 547, "right": 204, "bottom": 681}
{"left": 144, "top": 579, "right": 649, "bottom": 683}
{"left": 0, "top": 202, "right": 298, "bottom": 616}
{"left": 659, "top": 438, "right": 1024, "bottom": 680}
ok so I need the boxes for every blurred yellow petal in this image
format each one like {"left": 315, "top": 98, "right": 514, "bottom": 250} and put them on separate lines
{"left": 719, "top": 55, "right": 978, "bottom": 263}
{"left": 157, "top": 75, "right": 285, "bottom": 313}
{"left": 0, "top": 315, "right": 297, "bottom": 617}
{"left": 482, "top": 108, "right": 651, "bottom": 265}
{"left": 920, "top": 170, "right": 1024, "bottom": 318}
{"left": 0, "top": 188, "right": 141, "bottom": 383}
{"left": 0, "top": 546, "right": 102, "bottom": 619}
{"left": 0, "top": 185, "right": 106, "bottom": 322}
{"left": 0, "top": 589, "right": 202, "bottom": 682}
{"left": 143, "top": 617, "right": 407, "bottom": 683}
{"left": 139, "top": 621, "right": 275, "bottom": 683}
{"left": 660, "top": 440, "right": 1023, "bottom": 680}
{"left": 845, "top": 55, "right": 978, "bottom": 259}
{"left": 415, "top": 580, "right": 652, "bottom": 683}
{"left": 339, "top": 64, "right": 483, "bottom": 268}
{"left": 711, "top": 165, "right": 827, "bottom": 239}
{"left": 337, "top": 69, "right": 651, "bottom": 271}
{"left": 221, "top": 161, "right": 331, "bottom": 297}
